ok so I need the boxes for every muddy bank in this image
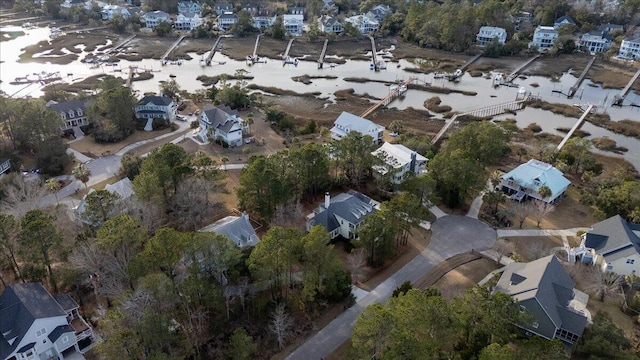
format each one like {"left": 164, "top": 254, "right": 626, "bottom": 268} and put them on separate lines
{"left": 19, "top": 32, "right": 114, "bottom": 65}
{"left": 196, "top": 73, "right": 254, "bottom": 86}
{"left": 292, "top": 74, "right": 338, "bottom": 85}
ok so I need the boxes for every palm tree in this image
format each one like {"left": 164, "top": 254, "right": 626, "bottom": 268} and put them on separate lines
{"left": 389, "top": 120, "right": 404, "bottom": 134}
{"left": 590, "top": 270, "right": 623, "bottom": 302}
{"left": 489, "top": 170, "right": 502, "bottom": 189}
{"left": 537, "top": 185, "right": 552, "bottom": 201}
{"left": 517, "top": 147, "right": 528, "bottom": 163}
{"left": 220, "top": 156, "right": 229, "bottom": 170}
{"left": 45, "top": 178, "right": 61, "bottom": 205}
{"left": 245, "top": 113, "right": 254, "bottom": 135}
{"left": 72, "top": 164, "right": 91, "bottom": 188}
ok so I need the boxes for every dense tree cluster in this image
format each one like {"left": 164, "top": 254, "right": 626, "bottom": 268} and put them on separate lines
{"left": 89, "top": 75, "right": 137, "bottom": 143}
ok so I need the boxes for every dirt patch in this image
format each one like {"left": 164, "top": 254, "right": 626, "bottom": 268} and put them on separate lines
{"left": 427, "top": 257, "right": 499, "bottom": 300}
{"left": 413, "top": 253, "right": 482, "bottom": 290}
{"left": 498, "top": 236, "right": 567, "bottom": 263}
{"left": 68, "top": 128, "right": 175, "bottom": 157}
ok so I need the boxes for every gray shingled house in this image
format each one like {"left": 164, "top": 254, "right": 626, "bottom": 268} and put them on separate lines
{"left": 306, "top": 191, "right": 379, "bottom": 239}
{"left": 494, "top": 255, "right": 589, "bottom": 345}
{"left": 0, "top": 283, "right": 94, "bottom": 360}
{"left": 199, "top": 213, "right": 260, "bottom": 247}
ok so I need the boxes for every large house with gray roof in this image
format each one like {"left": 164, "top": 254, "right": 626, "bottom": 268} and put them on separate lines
{"left": 199, "top": 213, "right": 260, "bottom": 247}
{"left": 46, "top": 99, "right": 89, "bottom": 133}
{"left": 199, "top": 105, "right": 244, "bottom": 147}
{"left": 330, "top": 111, "right": 385, "bottom": 144}
{"left": 500, "top": 159, "right": 570, "bottom": 204}
{"left": 569, "top": 215, "right": 640, "bottom": 275}
{"left": 135, "top": 95, "right": 177, "bottom": 131}
{"left": 306, "top": 191, "right": 379, "bottom": 239}
{"left": 494, "top": 255, "right": 589, "bottom": 345}
{"left": 0, "top": 283, "right": 94, "bottom": 360}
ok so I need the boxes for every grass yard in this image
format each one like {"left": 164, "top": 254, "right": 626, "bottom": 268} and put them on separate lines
{"left": 69, "top": 128, "right": 174, "bottom": 158}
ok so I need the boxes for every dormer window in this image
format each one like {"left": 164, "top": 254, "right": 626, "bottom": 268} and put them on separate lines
{"left": 77, "top": 109, "right": 83, "bottom": 116}
{"left": 68, "top": 110, "right": 75, "bottom": 117}
{"left": 61, "top": 112, "right": 66, "bottom": 119}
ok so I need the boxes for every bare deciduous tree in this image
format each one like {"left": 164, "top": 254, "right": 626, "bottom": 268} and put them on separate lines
{"left": 125, "top": 198, "right": 168, "bottom": 234}
{"left": 527, "top": 240, "right": 551, "bottom": 260}
{"left": 589, "top": 270, "right": 624, "bottom": 302}
{"left": 0, "top": 174, "right": 48, "bottom": 217}
{"left": 170, "top": 177, "right": 216, "bottom": 231}
{"left": 348, "top": 248, "right": 369, "bottom": 284}
{"left": 493, "top": 239, "right": 516, "bottom": 264}
{"left": 270, "top": 200, "right": 304, "bottom": 230}
{"left": 269, "top": 303, "right": 293, "bottom": 350}
{"left": 532, "top": 201, "right": 556, "bottom": 228}
{"left": 508, "top": 201, "right": 536, "bottom": 228}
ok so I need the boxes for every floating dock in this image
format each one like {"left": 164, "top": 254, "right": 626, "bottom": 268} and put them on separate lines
{"left": 556, "top": 104, "right": 594, "bottom": 151}
{"left": 205, "top": 36, "right": 223, "bottom": 66}
{"left": 567, "top": 56, "right": 596, "bottom": 98}
{"left": 612, "top": 66, "right": 640, "bottom": 106}
{"left": 282, "top": 39, "right": 296, "bottom": 66}
{"left": 444, "top": 53, "right": 483, "bottom": 81}
{"left": 505, "top": 55, "right": 540, "bottom": 83}
{"left": 161, "top": 35, "right": 186, "bottom": 65}
{"left": 104, "top": 34, "right": 136, "bottom": 57}
{"left": 360, "top": 77, "right": 416, "bottom": 118}
{"left": 317, "top": 39, "right": 329, "bottom": 69}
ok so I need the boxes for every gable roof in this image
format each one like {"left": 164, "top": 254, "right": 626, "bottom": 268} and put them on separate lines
{"left": 310, "top": 191, "right": 377, "bottom": 232}
{"left": 584, "top": 215, "right": 640, "bottom": 261}
{"left": 202, "top": 105, "right": 241, "bottom": 133}
{"left": 199, "top": 214, "right": 260, "bottom": 247}
{"left": 554, "top": 15, "right": 575, "bottom": 25}
{"left": 0, "top": 283, "right": 67, "bottom": 358}
{"left": 598, "top": 23, "right": 623, "bottom": 34}
{"left": 502, "top": 159, "right": 570, "bottom": 198}
{"left": 137, "top": 95, "right": 173, "bottom": 106}
{"left": 332, "top": 111, "right": 385, "bottom": 135}
{"left": 104, "top": 177, "right": 135, "bottom": 200}
{"left": 46, "top": 99, "right": 87, "bottom": 114}
{"left": 372, "top": 142, "right": 427, "bottom": 169}
{"left": 535, "top": 25, "right": 558, "bottom": 35}
{"left": 145, "top": 10, "right": 170, "bottom": 20}
{"left": 495, "top": 255, "right": 587, "bottom": 337}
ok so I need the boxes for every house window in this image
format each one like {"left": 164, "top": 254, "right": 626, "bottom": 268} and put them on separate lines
{"left": 627, "top": 259, "right": 635, "bottom": 264}
{"left": 77, "top": 109, "right": 83, "bottom": 116}
{"left": 36, "top": 328, "right": 47, "bottom": 337}
{"left": 62, "top": 335, "right": 69, "bottom": 343}
{"left": 532, "top": 322, "right": 539, "bottom": 329}
{"left": 69, "top": 110, "right": 74, "bottom": 117}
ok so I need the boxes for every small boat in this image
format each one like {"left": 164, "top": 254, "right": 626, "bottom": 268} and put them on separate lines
{"left": 390, "top": 84, "right": 399, "bottom": 92}
{"left": 433, "top": 72, "right": 444, "bottom": 79}
{"left": 369, "top": 63, "right": 375, "bottom": 70}
{"left": 169, "top": 74, "right": 176, "bottom": 78}
{"left": 399, "top": 85, "right": 408, "bottom": 94}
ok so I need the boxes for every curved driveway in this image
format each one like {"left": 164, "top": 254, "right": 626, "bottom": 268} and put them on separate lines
{"left": 285, "top": 214, "right": 497, "bottom": 360}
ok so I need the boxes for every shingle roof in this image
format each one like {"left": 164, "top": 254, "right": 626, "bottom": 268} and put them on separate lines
{"left": 502, "top": 159, "right": 570, "bottom": 198}
{"left": 53, "top": 293, "right": 78, "bottom": 312}
{"left": 202, "top": 105, "right": 241, "bottom": 134}
{"left": 554, "top": 15, "right": 575, "bottom": 25}
{"left": 495, "top": 255, "right": 587, "bottom": 337}
{"left": 138, "top": 95, "right": 173, "bottom": 106}
{"left": 310, "top": 191, "right": 377, "bottom": 232}
{"left": 46, "top": 99, "right": 87, "bottom": 117}
{"left": 104, "top": 177, "right": 135, "bottom": 199}
{"left": 584, "top": 215, "right": 640, "bottom": 261}
{"left": 0, "top": 283, "right": 67, "bottom": 358}
{"left": 199, "top": 214, "right": 260, "bottom": 247}
{"left": 48, "top": 325, "right": 75, "bottom": 343}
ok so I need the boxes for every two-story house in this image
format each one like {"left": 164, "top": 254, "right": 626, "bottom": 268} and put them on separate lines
{"left": 199, "top": 213, "right": 260, "bottom": 247}
{"left": 619, "top": 31, "right": 640, "bottom": 60}
{"left": 345, "top": 14, "right": 379, "bottom": 34}
{"left": 318, "top": 15, "right": 342, "bottom": 34}
{"left": 135, "top": 95, "right": 177, "bottom": 131}
{"left": 306, "top": 191, "right": 379, "bottom": 239}
{"left": 101, "top": 5, "right": 130, "bottom": 20}
{"left": 500, "top": 159, "right": 570, "bottom": 204}
{"left": 218, "top": 12, "right": 238, "bottom": 31}
{"left": 0, "top": 283, "right": 95, "bottom": 360}
{"left": 175, "top": 12, "right": 203, "bottom": 30}
{"left": 214, "top": 2, "right": 234, "bottom": 16}
{"left": 143, "top": 10, "right": 171, "bottom": 28}
{"left": 476, "top": 26, "right": 507, "bottom": 46}
{"left": 580, "top": 30, "right": 613, "bottom": 53}
{"left": 252, "top": 10, "right": 276, "bottom": 30}
{"left": 365, "top": 4, "right": 392, "bottom": 23}
{"left": 494, "top": 255, "right": 589, "bottom": 345}
{"left": 46, "top": 99, "right": 89, "bottom": 134}
{"left": 283, "top": 14, "right": 304, "bottom": 36}
{"left": 330, "top": 111, "right": 385, "bottom": 144}
{"left": 177, "top": 1, "right": 202, "bottom": 15}
{"left": 554, "top": 15, "right": 575, "bottom": 29}
{"left": 569, "top": 215, "right": 640, "bottom": 276}
{"left": 199, "top": 105, "right": 244, "bottom": 147}
{"left": 530, "top": 26, "right": 559, "bottom": 51}
{"left": 371, "top": 142, "right": 428, "bottom": 184}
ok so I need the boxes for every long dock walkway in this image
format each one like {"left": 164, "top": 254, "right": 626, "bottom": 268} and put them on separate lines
{"left": 317, "top": 39, "right": 329, "bottom": 69}
{"left": 205, "top": 36, "right": 222, "bottom": 66}
{"left": 360, "top": 77, "right": 416, "bottom": 118}
{"left": 282, "top": 39, "right": 296, "bottom": 65}
{"left": 556, "top": 104, "right": 594, "bottom": 151}
{"left": 505, "top": 55, "right": 539, "bottom": 83}
{"left": 125, "top": 66, "right": 135, "bottom": 88}
{"left": 445, "top": 53, "right": 482, "bottom": 81}
{"left": 104, "top": 34, "right": 136, "bottom": 56}
{"left": 369, "top": 36, "right": 380, "bottom": 71}
{"left": 432, "top": 98, "right": 529, "bottom": 144}
{"left": 567, "top": 56, "right": 596, "bottom": 98}
{"left": 613, "top": 66, "right": 640, "bottom": 106}
{"left": 161, "top": 35, "right": 186, "bottom": 64}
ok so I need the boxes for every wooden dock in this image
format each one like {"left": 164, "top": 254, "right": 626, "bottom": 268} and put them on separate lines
{"left": 505, "top": 55, "right": 539, "bottom": 83}
{"left": 369, "top": 36, "right": 380, "bottom": 71}
{"left": 432, "top": 98, "right": 529, "bottom": 144}
{"left": 612, "top": 66, "right": 640, "bottom": 106}
{"left": 205, "top": 36, "right": 223, "bottom": 66}
{"left": 282, "top": 39, "right": 296, "bottom": 66}
{"left": 317, "top": 39, "right": 329, "bottom": 69}
{"left": 567, "top": 56, "right": 596, "bottom": 98}
{"left": 125, "top": 66, "right": 135, "bottom": 88}
{"left": 556, "top": 104, "right": 594, "bottom": 151}
{"left": 104, "top": 34, "right": 136, "bottom": 56}
{"left": 360, "top": 78, "right": 415, "bottom": 118}
{"left": 445, "top": 53, "right": 483, "bottom": 81}
{"left": 161, "top": 35, "right": 186, "bottom": 64}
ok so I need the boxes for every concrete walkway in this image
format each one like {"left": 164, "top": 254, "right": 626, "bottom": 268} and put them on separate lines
{"left": 496, "top": 228, "right": 589, "bottom": 238}
{"left": 429, "top": 206, "right": 447, "bottom": 218}
{"left": 285, "top": 215, "right": 496, "bottom": 360}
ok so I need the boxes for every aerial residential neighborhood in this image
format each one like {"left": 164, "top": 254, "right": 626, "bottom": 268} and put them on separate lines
{"left": 1, "top": 0, "right": 640, "bottom": 359}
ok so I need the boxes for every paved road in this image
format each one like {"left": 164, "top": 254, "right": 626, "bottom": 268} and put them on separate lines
{"left": 285, "top": 215, "right": 497, "bottom": 360}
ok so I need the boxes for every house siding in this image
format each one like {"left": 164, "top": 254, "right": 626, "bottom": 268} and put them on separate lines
{"left": 10, "top": 317, "right": 69, "bottom": 360}
{"left": 606, "top": 256, "right": 640, "bottom": 276}
{"left": 520, "top": 298, "right": 556, "bottom": 340}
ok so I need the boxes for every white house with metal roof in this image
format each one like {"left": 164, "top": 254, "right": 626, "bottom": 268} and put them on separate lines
{"left": 0, "top": 283, "right": 94, "bottom": 360}
{"left": 619, "top": 31, "right": 640, "bottom": 60}
{"left": 199, "top": 105, "right": 244, "bottom": 147}
{"left": 283, "top": 14, "right": 304, "bottom": 36}
{"left": 494, "top": 255, "right": 589, "bottom": 345}
{"left": 306, "top": 191, "right": 379, "bottom": 239}
{"left": 371, "top": 142, "right": 427, "bottom": 184}
{"left": 530, "top": 26, "right": 558, "bottom": 51}
{"left": 199, "top": 213, "right": 260, "bottom": 247}
{"left": 476, "top": 26, "right": 507, "bottom": 46}
{"left": 345, "top": 14, "right": 379, "bottom": 34}
{"left": 175, "top": 12, "right": 203, "bottom": 31}
{"left": 569, "top": 215, "right": 640, "bottom": 275}
{"left": 500, "top": 159, "right": 570, "bottom": 204}
{"left": 143, "top": 10, "right": 171, "bottom": 28}
{"left": 330, "top": 111, "right": 385, "bottom": 144}
{"left": 217, "top": 12, "right": 238, "bottom": 31}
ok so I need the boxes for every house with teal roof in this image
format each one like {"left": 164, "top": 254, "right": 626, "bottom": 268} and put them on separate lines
{"left": 500, "top": 159, "right": 570, "bottom": 204}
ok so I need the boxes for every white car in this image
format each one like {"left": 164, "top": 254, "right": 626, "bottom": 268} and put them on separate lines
{"left": 389, "top": 132, "right": 399, "bottom": 137}
{"left": 244, "top": 137, "right": 254, "bottom": 144}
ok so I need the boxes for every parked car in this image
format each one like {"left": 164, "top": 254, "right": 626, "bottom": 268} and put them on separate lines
{"left": 244, "top": 137, "right": 254, "bottom": 144}
{"left": 389, "top": 132, "right": 399, "bottom": 137}
{"left": 176, "top": 115, "right": 187, "bottom": 122}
